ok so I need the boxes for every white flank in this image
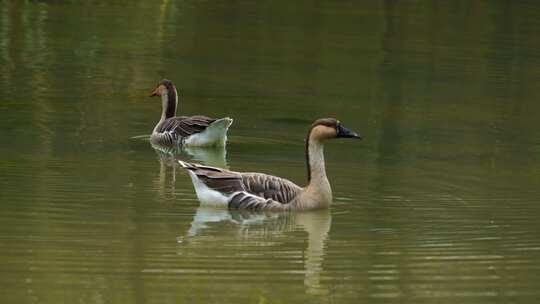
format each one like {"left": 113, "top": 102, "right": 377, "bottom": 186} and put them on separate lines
{"left": 184, "top": 117, "right": 233, "bottom": 147}
{"left": 185, "top": 170, "right": 230, "bottom": 207}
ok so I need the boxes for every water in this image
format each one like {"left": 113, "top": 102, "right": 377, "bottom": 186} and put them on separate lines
{"left": 1, "top": 1, "right": 540, "bottom": 303}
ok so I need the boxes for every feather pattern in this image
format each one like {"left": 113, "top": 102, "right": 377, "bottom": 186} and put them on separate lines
{"left": 157, "top": 115, "right": 216, "bottom": 136}
{"left": 241, "top": 173, "right": 302, "bottom": 205}
{"left": 149, "top": 79, "right": 232, "bottom": 147}
{"left": 179, "top": 161, "right": 302, "bottom": 211}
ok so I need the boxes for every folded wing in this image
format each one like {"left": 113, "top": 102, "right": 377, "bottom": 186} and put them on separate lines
{"left": 179, "top": 161, "right": 303, "bottom": 210}
{"left": 159, "top": 115, "right": 216, "bottom": 138}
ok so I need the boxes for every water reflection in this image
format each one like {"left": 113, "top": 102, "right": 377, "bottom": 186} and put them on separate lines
{"left": 151, "top": 142, "right": 228, "bottom": 168}
{"left": 151, "top": 142, "right": 227, "bottom": 201}
{"left": 180, "top": 206, "right": 332, "bottom": 295}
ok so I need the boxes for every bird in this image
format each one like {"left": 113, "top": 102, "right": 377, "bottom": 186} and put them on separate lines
{"left": 149, "top": 79, "right": 233, "bottom": 147}
{"left": 178, "top": 118, "right": 361, "bottom": 211}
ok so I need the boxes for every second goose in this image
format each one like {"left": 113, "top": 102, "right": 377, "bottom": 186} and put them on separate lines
{"left": 179, "top": 118, "right": 361, "bottom": 211}
{"left": 149, "top": 79, "right": 233, "bottom": 147}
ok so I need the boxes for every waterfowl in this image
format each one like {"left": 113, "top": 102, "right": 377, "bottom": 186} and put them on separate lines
{"left": 178, "top": 118, "right": 361, "bottom": 211}
{"left": 149, "top": 79, "right": 233, "bottom": 147}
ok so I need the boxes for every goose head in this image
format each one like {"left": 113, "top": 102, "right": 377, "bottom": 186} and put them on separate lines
{"left": 150, "top": 79, "right": 178, "bottom": 119}
{"left": 150, "top": 79, "right": 176, "bottom": 97}
{"left": 308, "top": 118, "right": 361, "bottom": 142}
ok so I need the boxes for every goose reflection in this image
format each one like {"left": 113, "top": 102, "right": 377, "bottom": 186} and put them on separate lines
{"left": 180, "top": 206, "right": 332, "bottom": 295}
{"left": 151, "top": 141, "right": 228, "bottom": 168}
{"left": 151, "top": 142, "right": 227, "bottom": 199}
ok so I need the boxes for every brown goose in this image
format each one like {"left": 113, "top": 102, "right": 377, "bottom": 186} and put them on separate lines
{"left": 178, "top": 118, "right": 361, "bottom": 211}
{"left": 150, "top": 79, "right": 233, "bottom": 147}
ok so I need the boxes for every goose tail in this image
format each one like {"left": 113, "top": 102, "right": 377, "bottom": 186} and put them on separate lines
{"left": 211, "top": 117, "right": 233, "bottom": 129}
{"left": 177, "top": 159, "right": 232, "bottom": 207}
{"left": 178, "top": 160, "right": 197, "bottom": 178}
{"left": 178, "top": 160, "right": 197, "bottom": 170}
{"left": 183, "top": 117, "right": 233, "bottom": 147}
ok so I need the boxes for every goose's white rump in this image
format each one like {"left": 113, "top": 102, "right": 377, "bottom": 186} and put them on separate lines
{"left": 183, "top": 117, "right": 233, "bottom": 147}
{"left": 183, "top": 165, "right": 230, "bottom": 207}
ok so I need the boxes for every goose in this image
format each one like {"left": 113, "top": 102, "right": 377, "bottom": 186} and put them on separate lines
{"left": 178, "top": 118, "right": 361, "bottom": 211}
{"left": 149, "top": 79, "right": 233, "bottom": 147}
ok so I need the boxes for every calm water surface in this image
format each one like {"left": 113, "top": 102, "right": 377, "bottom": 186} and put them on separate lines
{"left": 1, "top": 1, "right": 540, "bottom": 303}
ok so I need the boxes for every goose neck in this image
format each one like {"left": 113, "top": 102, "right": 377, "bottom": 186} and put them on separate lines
{"left": 161, "top": 87, "right": 178, "bottom": 119}
{"left": 154, "top": 87, "right": 178, "bottom": 133}
{"left": 305, "top": 132, "right": 331, "bottom": 187}
{"left": 300, "top": 136, "right": 332, "bottom": 209}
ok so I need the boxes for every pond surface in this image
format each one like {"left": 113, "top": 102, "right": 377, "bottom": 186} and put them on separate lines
{"left": 1, "top": 1, "right": 540, "bottom": 303}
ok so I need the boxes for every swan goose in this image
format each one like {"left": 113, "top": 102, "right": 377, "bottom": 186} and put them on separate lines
{"left": 179, "top": 118, "right": 361, "bottom": 211}
{"left": 149, "top": 79, "right": 233, "bottom": 147}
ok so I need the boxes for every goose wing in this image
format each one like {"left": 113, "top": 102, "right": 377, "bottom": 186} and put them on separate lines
{"left": 179, "top": 161, "right": 302, "bottom": 210}
{"left": 240, "top": 173, "right": 302, "bottom": 204}
{"left": 158, "top": 115, "right": 216, "bottom": 137}
{"left": 179, "top": 161, "right": 244, "bottom": 194}
{"left": 228, "top": 173, "right": 302, "bottom": 210}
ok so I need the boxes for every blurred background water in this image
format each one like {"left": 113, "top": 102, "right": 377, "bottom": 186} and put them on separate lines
{"left": 1, "top": 1, "right": 540, "bottom": 303}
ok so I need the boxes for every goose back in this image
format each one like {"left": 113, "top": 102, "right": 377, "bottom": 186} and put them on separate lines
{"left": 157, "top": 115, "right": 216, "bottom": 136}
{"left": 241, "top": 173, "right": 302, "bottom": 205}
{"left": 152, "top": 115, "right": 216, "bottom": 145}
{"left": 179, "top": 161, "right": 303, "bottom": 210}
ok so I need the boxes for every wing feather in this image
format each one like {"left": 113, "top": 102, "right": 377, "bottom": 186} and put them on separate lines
{"left": 241, "top": 173, "right": 302, "bottom": 204}
{"left": 180, "top": 161, "right": 243, "bottom": 194}
{"left": 228, "top": 192, "right": 288, "bottom": 211}
{"left": 179, "top": 161, "right": 302, "bottom": 211}
{"left": 158, "top": 116, "right": 216, "bottom": 137}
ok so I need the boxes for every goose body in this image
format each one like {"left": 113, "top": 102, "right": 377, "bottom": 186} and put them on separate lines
{"left": 179, "top": 118, "right": 361, "bottom": 211}
{"left": 150, "top": 79, "right": 233, "bottom": 147}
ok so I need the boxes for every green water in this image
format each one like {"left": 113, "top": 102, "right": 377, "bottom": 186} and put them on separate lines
{"left": 2, "top": 1, "right": 540, "bottom": 303}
